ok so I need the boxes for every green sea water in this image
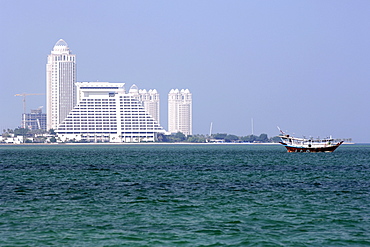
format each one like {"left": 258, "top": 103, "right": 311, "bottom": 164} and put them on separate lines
{"left": 0, "top": 144, "right": 370, "bottom": 246}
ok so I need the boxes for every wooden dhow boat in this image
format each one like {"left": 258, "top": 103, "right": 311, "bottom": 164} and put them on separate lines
{"left": 278, "top": 128, "right": 343, "bottom": 153}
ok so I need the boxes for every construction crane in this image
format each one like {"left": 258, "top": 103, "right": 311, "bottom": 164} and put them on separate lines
{"left": 14, "top": 93, "right": 45, "bottom": 113}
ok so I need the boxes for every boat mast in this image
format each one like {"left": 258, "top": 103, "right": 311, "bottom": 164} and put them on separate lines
{"left": 251, "top": 118, "right": 254, "bottom": 135}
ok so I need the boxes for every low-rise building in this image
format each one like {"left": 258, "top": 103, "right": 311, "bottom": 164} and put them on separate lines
{"left": 0, "top": 135, "right": 24, "bottom": 144}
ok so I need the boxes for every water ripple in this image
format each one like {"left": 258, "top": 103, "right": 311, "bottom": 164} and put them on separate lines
{"left": 0, "top": 144, "right": 370, "bottom": 246}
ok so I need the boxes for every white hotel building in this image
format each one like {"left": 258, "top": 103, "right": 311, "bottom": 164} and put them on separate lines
{"left": 168, "top": 89, "right": 192, "bottom": 136}
{"left": 55, "top": 82, "right": 165, "bottom": 142}
{"left": 46, "top": 39, "right": 76, "bottom": 130}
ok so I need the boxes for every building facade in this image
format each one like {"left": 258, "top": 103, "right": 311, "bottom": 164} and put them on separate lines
{"left": 21, "top": 108, "right": 47, "bottom": 130}
{"left": 46, "top": 39, "right": 76, "bottom": 130}
{"left": 128, "top": 84, "right": 160, "bottom": 124}
{"left": 168, "top": 89, "right": 192, "bottom": 135}
{"left": 55, "top": 82, "right": 165, "bottom": 142}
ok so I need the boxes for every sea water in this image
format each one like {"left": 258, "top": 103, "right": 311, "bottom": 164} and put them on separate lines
{"left": 0, "top": 144, "right": 370, "bottom": 246}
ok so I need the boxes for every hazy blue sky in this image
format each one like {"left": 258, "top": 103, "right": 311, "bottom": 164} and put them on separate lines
{"left": 1, "top": 0, "right": 369, "bottom": 142}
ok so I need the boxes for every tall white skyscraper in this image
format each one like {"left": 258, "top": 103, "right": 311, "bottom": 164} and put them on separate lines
{"left": 46, "top": 39, "right": 76, "bottom": 130}
{"left": 168, "top": 89, "right": 192, "bottom": 135}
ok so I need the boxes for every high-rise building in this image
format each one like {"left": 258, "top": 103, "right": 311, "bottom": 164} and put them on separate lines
{"left": 46, "top": 39, "right": 76, "bottom": 130}
{"left": 21, "top": 108, "right": 47, "bottom": 130}
{"left": 128, "top": 84, "right": 160, "bottom": 124}
{"left": 168, "top": 89, "right": 192, "bottom": 135}
{"left": 56, "top": 82, "right": 165, "bottom": 142}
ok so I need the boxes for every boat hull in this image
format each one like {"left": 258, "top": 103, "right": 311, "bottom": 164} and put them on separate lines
{"left": 280, "top": 141, "right": 343, "bottom": 153}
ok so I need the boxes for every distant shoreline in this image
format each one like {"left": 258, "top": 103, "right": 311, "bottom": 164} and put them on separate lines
{"left": 0, "top": 142, "right": 279, "bottom": 146}
{"left": 0, "top": 142, "right": 358, "bottom": 146}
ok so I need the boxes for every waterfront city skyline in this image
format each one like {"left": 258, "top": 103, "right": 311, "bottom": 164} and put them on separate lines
{"left": 1, "top": 1, "right": 370, "bottom": 142}
{"left": 47, "top": 38, "right": 191, "bottom": 141}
